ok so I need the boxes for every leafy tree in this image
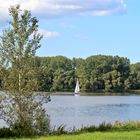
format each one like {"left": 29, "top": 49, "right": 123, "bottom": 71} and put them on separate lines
{"left": 0, "top": 5, "right": 50, "bottom": 136}
{"left": 130, "top": 63, "right": 140, "bottom": 89}
{"left": 36, "top": 56, "right": 75, "bottom": 92}
{"left": 74, "top": 58, "right": 88, "bottom": 91}
{"left": 34, "top": 55, "right": 133, "bottom": 93}
{"left": 103, "top": 72, "right": 113, "bottom": 92}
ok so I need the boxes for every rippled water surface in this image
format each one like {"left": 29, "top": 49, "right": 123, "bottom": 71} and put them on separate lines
{"left": 45, "top": 95, "right": 140, "bottom": 128}
{"left": 1, "top": 95, "right": 140, "bottom": 128}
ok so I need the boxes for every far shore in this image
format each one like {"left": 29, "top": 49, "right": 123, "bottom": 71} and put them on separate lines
{"left": 1, "top": 90, "right": 140, "bottom": 96}
{"left": 47, "top": 90, "right": 140, "bottom": 96}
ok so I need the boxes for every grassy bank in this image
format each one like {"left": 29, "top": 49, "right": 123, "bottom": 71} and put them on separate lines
{"left": 1, "top": 131, "right": 140, "bottom": 140}
{"left": 47, "top": 131, "right": 140, "bottom": 140}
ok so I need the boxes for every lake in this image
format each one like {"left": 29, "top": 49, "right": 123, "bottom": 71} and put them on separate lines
{"left": 44, "top": 95, "right": 140, "bottom": 129}
{"left": 1, "top": 95, "right": 140, "bottom": 129}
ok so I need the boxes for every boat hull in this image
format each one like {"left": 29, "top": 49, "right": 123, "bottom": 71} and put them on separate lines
{"left": 74, "top": 93, "right": 79, "bottom": 96}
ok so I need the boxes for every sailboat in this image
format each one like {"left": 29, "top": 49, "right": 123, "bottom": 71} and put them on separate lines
{"left": 74, "top": 79, "right": 80, "bottom": 96}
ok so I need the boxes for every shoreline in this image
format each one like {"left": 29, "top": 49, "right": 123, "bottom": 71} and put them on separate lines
{"left": 48, "top": 91, "right": 140, "bottom": 96}
{"left": 1, "top": 91, "right": 140, "bottom": 96}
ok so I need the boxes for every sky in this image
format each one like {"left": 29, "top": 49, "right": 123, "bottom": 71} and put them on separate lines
{"left": 0, "top": 0, "right": 140, "bottom": 64}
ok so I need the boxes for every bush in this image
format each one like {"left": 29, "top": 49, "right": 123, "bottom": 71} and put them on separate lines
{"left": 0, "top": 128, "right": 15, "bottom": 138}
{"left": 34, "top": 112, "right": 50, "bottom": 135}
{"left": 10, "top": 112, "right": 50, "bottom": 137}
{"left": 11, "top": 122, "right": 36, "bottom": 137}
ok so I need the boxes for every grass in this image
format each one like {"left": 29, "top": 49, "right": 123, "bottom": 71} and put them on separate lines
{"left": 1, "top": 131, "right": 140, "bottom": 140}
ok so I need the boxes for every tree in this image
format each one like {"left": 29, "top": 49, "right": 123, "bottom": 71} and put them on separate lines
{"left": 0, "top": 5, "right": 50, "bottom": 136}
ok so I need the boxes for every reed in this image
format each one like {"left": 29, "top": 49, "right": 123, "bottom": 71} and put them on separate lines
{"left": 1, "top": 121, "right": 140, "bottom": 138}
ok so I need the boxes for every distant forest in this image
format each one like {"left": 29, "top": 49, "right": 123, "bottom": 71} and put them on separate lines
{"left": 1, "top": 55, "right": 140, "bottom": 92}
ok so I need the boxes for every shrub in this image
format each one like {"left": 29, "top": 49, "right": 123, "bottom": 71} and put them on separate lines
{"left": 0, "top": 128, "right": 14, "bottom": 138}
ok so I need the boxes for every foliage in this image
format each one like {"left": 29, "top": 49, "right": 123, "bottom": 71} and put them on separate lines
{"left": 1, "top": 121, "right": 140, "bottom": 138}
{"left": 0, "top": 128, "right": 14, "bottom": 138}
{"left": 0, "top": 5, "right": 50, "bottom": 136}
{"left": 23, "top": 55, "right": 140, "bottom": 93}
{"left": 35, "top": 56, "right": 76, "bottom": 92}
{"left": 1, "top": 53, "right": 140, "bottom": 93}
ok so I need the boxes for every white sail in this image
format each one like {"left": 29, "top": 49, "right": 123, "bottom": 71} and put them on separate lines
{"left": 74, "top": 79, "right": 80, "bottom": 95}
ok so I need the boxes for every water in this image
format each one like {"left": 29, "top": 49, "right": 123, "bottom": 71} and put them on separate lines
{"left": 1, "top": 95, "right": 140, "bottom": 128}
{"left": 44, "top": 95, "right": 140, "bottom": 129}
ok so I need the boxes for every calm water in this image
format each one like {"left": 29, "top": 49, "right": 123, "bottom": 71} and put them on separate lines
{"left": 1, "top": 95, "right": 140, "bottom": 128}
{"left": 44, "top": 95, "right": 140, "bottom": 129}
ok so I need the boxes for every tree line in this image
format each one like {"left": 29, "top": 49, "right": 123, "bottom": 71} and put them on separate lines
{"left": 1, "top": 54, "right": 140, "bottom": 93}
{"left": 7, "top": 55, "right": 138, "bottom": 93}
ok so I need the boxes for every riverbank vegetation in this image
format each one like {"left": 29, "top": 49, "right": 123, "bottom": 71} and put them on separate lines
{"left": 2, "top": 55, "right": 139, "bottom": 93}
{"left": 1, "top": 121, "right": 140, "bottom": 138}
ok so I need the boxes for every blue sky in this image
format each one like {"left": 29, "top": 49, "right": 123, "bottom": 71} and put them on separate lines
{"left": 0, "top": 0, "right": 140, "bottom": 63}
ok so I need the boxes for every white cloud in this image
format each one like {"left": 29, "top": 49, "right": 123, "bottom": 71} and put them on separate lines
{"left": 0, "top": 0, "right": 127, "bottom": 21}
{"left": 38, "top": 29, "right": 60, "bottom": 38}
